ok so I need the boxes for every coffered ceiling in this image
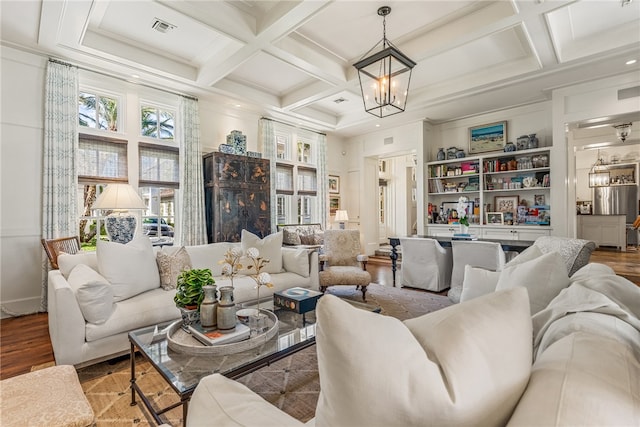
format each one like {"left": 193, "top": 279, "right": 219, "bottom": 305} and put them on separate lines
{"left": 1, "top": 0, "right": 639, "bottom": 137}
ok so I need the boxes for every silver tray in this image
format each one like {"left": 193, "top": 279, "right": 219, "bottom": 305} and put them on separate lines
{"left": 166, "top": 309, "right": 279, "bottom": 356}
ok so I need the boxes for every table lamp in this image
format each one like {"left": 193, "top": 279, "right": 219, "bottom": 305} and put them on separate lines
{"left": 93, "top": 184, "right": 147, "bottom": 244}
{"left": 334, "top": 210, "right": 349, "bottom": 229}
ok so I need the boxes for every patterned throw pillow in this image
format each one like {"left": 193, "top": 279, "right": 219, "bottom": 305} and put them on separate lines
{"left": 282, "top": 229, "right": 302, "bottom": 246}
{"left": 156, "top": 246, "right": 192, "bottom": 290}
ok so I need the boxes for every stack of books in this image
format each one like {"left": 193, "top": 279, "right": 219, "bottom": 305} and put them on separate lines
{"left": 452, "top": 233, "right": 478, "bottom": 240}
{"left": 188, "top": 322, "right": 250, "bottom": 346}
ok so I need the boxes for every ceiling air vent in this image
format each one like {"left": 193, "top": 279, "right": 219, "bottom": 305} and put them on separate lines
{"left": 333, "top": 97, "right": 347, "bottom": 104}
{"left": 152, "top": 18, "right": 176, "bottom": 33}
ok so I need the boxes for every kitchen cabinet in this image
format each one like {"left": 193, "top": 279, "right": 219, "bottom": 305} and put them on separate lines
{"left": 577, "top": 215, "right": 626, "bottom": 251}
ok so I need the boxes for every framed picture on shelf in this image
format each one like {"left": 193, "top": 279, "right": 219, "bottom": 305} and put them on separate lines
{"left": 534, "top": 194, "right": 545, "bottom": 206}
{"left": 494, "top": 195, "right": 519, "bottom": 217}
{"left": 469, "top": 121, "right": 507, "bottom": 154}
{"left": 486, "top": 212, "right": 504, "bottom": 225}
{"left": 329, "top": 196, "right": 340, "bottom": 214}
{"left": 328, "top": 175, "right": 340, "bottom": 193}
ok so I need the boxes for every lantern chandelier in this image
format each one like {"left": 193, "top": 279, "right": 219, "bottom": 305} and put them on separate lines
{"left": 353, "top": 6, "right": 416, "bottom": 118}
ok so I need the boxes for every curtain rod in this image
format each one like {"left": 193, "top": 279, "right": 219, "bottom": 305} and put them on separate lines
{"left": 261, "top": 117, "right": 326, "bottom": 136}
{"left": 48, "top": 58, "right": 198, "bottom": 101}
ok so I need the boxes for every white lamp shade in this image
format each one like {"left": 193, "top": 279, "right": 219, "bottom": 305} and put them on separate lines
{"left": 93, "top": 184, "right": 146, "bottom": 210}
{"left": 334, "top": 210, "right": 349, "bottom": 222}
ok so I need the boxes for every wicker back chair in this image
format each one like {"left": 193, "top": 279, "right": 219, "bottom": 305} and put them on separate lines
{"left": 41, "top": 236, "right": 81, "bottom": 269}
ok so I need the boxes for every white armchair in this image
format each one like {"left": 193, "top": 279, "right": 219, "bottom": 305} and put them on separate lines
{"left": 448, "top": 241, "right": 506, "bottom": 303}
{"left": 399, "top": 238, "right": 452, "bottom": 292}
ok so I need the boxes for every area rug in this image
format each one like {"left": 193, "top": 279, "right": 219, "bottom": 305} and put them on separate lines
{"left": 69, "top": 283, "right": 451, "bottom": 426}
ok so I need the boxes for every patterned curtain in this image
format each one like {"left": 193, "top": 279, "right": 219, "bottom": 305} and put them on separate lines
{"left": 177, "top": 96, "right": 207, "bottom": 246}
{"left": 316, "top": 133, "right": 328, "bottom": 230}
{"left": 259, "top": 118, "right": 277, "bottom": 232}
{"left": 40, "top": 60, "right": 79, "bottom": 312}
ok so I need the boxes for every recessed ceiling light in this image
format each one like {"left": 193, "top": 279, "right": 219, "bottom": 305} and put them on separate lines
{"left": 131, "top": 74, "right": 140, "bottom": 79}
{"left": 626, "top": 59, "right": 637, "bottom": 65}
{"left": 235, "top": 104, "right": 241, "bottom": 108}
{"left": 375, "top": 124, "right": 380, "bottom": 127}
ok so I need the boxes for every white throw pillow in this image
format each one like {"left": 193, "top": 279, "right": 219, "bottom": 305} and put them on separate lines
{"left": 314, "top": 289, "right": 532, "bottom": 427}
{"left": 282, "top": 247, "right": 310, "bottom": 278}
{"left": 156, "top": 246, "right": 192, "bottom": 290}
{"left": 67, "top": 264, "right": 114, "bottom": 324}
{"left": 496, "top": 251, "right": 570, "bottom": 315}
{"left": 97, "top": 235, "right": 160, "bottom": 301}
{"left": 503, "top": 244, "right": 543, "bottom": 269}
{"left": 240, "top": 230, "right": 283, "bottom": 274}
{"left": 185, "top": 242, "right": 234, "bottom": 276}
{"left": 460, "top": 265, "right": 501, "bottom": 301}
{"left": 57, "top": 251, "right": 98, "bottom": 278}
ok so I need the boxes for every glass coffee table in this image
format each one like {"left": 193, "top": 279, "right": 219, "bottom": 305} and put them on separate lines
{"left": 128, "top": 298, "right": 380, "bottom": 425}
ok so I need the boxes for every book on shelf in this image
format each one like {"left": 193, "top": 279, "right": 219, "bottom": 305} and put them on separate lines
{"left": 188, "top": 322, "right": 250, "bottom": 346}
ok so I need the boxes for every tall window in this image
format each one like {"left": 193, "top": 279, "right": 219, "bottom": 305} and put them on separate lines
{"left": 76, "top": 85, "right": 180, "bottom": 247}
{"left": 274, "top": 126, "right": 318, "bottom": 225}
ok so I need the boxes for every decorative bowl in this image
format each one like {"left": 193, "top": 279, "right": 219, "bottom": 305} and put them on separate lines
{"left": 236, "top": 308, "right": 258, "bottom": 324}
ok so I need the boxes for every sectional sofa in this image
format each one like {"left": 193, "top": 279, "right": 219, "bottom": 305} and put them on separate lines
{"left": 47, "top": 230, "right": 319, "bottom": 367}
{"left": 186, "top": 252, "right": 640, "bottom": 426}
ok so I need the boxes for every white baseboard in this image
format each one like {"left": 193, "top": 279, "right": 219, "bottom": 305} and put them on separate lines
{"left": 1, "top": 297, "right": 43, "bottom": 319}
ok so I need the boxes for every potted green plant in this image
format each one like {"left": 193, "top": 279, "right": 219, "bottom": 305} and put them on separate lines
{"left": 174, "top": 268, "right": 214, "bottom": 326}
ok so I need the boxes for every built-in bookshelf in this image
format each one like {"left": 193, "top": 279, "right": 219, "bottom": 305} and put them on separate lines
{"left": 426, "top": 147, "right": 552, "bottom": 238}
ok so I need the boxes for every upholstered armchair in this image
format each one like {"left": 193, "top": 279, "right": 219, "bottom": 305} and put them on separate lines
{"left": 533, "top": 236, "right": 596, "bottom": 276}
{"left": 319, "top": 230, "right": 371, "bottom": 300}
{"left": 399, "top": 237, "right": 452, "bottom": 292}
{"left": 449, "top": 241, "right": 506, "bottom": 303}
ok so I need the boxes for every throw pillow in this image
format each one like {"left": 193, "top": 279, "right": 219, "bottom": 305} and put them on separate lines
{"left": 57, "top": 251, "right": 99, "bottom": 278}
{"left": 97, "top": 235, "right": 160, "bottom": 301}
{"left": 282, "top": 247, "right": 310, "bottom": 278}
{"left": 240, "top": 230, "right": 283, "bottom": 274}
{"left": 496, "top": 251, "right": 570, "bottom": 315}
{"left": 314, "top": 289, "right": 532, "bottom": 427}
{"left": 503, "top": 244, "right": 543, "bottom": 269}
{"left": 156, "top": 246, "right": 192, "bottom": 290}
{"left": 460, "top": 265, "right": 501, "bottom": 301}
{"left": 282, "top": 229, "right": 302, "bottom": 246}
{"left": 67, "top": 264, "right": 114, "bottom": 324}
{"left": 186, "top": 242, "right": 234, "bottom": 276}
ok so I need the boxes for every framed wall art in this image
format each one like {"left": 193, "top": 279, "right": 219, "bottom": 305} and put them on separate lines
{"left": 469, "top": 121, "right": 507, "bottom": 154}
{"left": 328, "top": 175, "right": 340, "bottom": 194}
{"left": 534, "top": 194, "right": 546, "bottom": 206}
{"left": 329, "top": 196, "right": 340, "bottom": 214}
{"left": 494, "top": 195, "right": 519, "bottom": 217}
{"left": 486, "top": 211, "right": 504, "bottom": 225}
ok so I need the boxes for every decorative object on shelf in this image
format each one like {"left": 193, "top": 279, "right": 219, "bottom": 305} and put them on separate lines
{"left": 504, "top": 141, "right": 516, "bottom": 152}
{"left": 335, "top": 210, "right": 349, "bottom": 229}
{"left": 534, "top": 194, "right": 546, "bottom": 206}
{"left": 516, "top": 135, "right": 529, "bottom": 151}
{"left": 92, "top": 183, "right": 146, "bottom": 244}
{"left": 199, "top": 284, "right": 218, "bottom": 328}
{"left": 436, "top": 148, "right": 446, "bottom": 161}
{"left": 226, "top": 130, "right": 247, "bottom": 155}
{"left": 486, "top": 211, "right": 504, "bottom": 225}
{"left": 219, "top": 247, "right": 243, "bottom": 288}
{"left": 495, "top": 195, "right": 519, "bottom": 218}
{"left": 456, "top": 149, "right": 466, "bottom": 158}
{"left": 218, "top": 143, "right": 235, "bottom": 154}
{"left": 447, "top": 147, "right": 459, "bottom": 160}
{"left": 246, "top": 151, "right": 262, "bottom": 158}
{"left": 174, "top": 268, "right": 213, "bottom": 328}
{"left": 527, "top": 134, "right": 539, "bottom": 150}
{"left": 469, "top": 121, "right": 507, "bottom": 154}
{"left": 353, "top": 6, "right": 416, "bottom": 118}
{"left": 245, "top": 247, "right": 274, "bottom": 336}
{"left": 457, "top": 196, "right": 470, "bottom": 234}
{"left": 613, "top": 123, "right": 632, "bottom": 142}
{"left": 522, "top": 176, "right": 537, "bottom": 188}
{"left": 216, "top": 286, "right": 236, "bottom": 333}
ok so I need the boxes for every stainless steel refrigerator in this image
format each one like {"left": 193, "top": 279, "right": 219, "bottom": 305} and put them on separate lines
{"left": 593, "top": 185, "right": 638, "bottom": 222}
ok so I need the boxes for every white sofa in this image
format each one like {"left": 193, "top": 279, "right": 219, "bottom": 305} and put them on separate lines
{"left": 47, "top": 232, "right": 319, "bottom": 367}
{"left": 186, "top": 256, "right": 640, "bottom": 426}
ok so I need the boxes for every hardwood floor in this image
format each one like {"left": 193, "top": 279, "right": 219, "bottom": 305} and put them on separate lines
{"left": 1, "top": 248, "right": 637, "bottom": 381}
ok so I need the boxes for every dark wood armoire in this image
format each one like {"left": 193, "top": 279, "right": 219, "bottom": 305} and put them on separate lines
{"left": 203, "top": 152, "right": 271, "bottom": 243}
